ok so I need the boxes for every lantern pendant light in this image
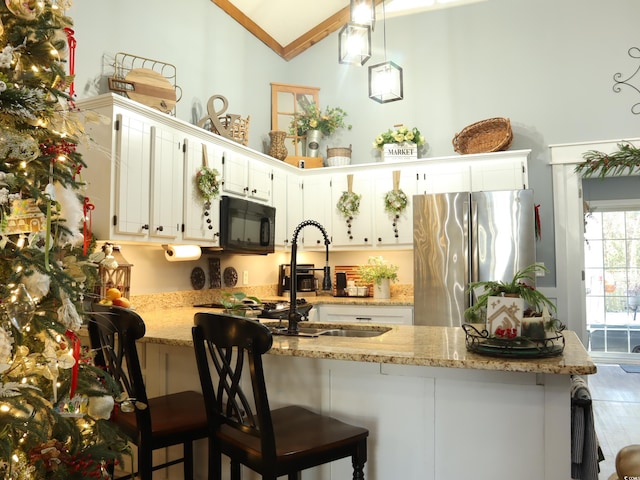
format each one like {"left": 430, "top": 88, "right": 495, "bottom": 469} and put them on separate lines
{"left": 339, "top": 23, "right": 371, "bottom": 65}
{"left": 350, "top": 0, "right": 375, "bottom": 30}
{"left": 368, "top": 0, "right": 404, "bottom": 103}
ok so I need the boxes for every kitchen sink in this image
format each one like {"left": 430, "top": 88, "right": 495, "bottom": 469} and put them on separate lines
{"left": 267, "top": 325, "right": 390, "bottom": 338}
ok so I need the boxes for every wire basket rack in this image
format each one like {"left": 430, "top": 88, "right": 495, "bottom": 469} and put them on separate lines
{"left": 108, "top": 52, "right": 182, "bottom": 116}
{"left": 462, "top": 322, "right": 566, "bottom": 358}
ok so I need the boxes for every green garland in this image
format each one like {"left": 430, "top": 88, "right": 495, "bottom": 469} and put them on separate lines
{"left": 384, "top": 189, "right": 408, "bottom": 215}
{"left": 575, "top": 143, "right": 640, "bottom": 178}
{"left": 196, "top": 166, "right": 220, "bottom": 201}
{"left": 337, "top": 191, "right": 361, "bottom": 219}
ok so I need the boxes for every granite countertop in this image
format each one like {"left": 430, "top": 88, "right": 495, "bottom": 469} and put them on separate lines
{"left": 138, "top": 307, "right": 596, "bottom": 376}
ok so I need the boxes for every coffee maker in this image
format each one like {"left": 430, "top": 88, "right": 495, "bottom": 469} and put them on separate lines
{"left": 278, "top": 264, "right": 317, "bottom": 296}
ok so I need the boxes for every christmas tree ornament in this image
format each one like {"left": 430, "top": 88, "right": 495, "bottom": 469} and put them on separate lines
{"left": 21, "top": 270, "right": 51, "bottom": 300}
{"left": 4, "top": 283, "right": 36, "bottom": 330}
{"left": 87, "top": 394, "right": 115, "bottom": 420}
{"left": 0, "top": 326, "right": 14, "bottom": 373}
{"left": 5, "top": 0, "right": 44, "bottom": 20}
{"left": 57, "top": 291, "right": 82, "bottom": 331}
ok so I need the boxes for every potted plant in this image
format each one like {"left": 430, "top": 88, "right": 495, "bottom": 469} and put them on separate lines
{"left": 289, "top": 102, "right": 351, "bottom": 157}
{"left": 289, "top": 102, "right": 352, "bottom": 138}
{"left": 464, "top": 263, "right": 556, "bottom": 323}
{"left": 220, "top": 291, "right": 262, "bottom": 317}
{"left": 358, "top": 256, "right": 399, "bottom": 299}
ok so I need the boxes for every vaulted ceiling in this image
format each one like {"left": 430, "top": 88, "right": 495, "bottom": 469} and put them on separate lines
{"left": 211, "top": 0, "right": 485, "bottom": 61}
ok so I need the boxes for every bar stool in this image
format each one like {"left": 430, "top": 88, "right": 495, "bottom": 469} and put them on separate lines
{"left": 192, "top": 312, "right": 369, "bottom": 480}
{"left": 89, "top": 304, "right": 209, "bottom": 480}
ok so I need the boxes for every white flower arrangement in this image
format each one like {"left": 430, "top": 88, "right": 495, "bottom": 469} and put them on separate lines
{"left": 373, "top": 125, "right": 426, "bottom": 150}
{"left": 384, "top": 189, "right": 408, "bottom": 216}
{"left": 337, "top": 191, "right": 361, "bottom": 219}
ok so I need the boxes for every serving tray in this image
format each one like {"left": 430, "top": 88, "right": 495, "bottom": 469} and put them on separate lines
{"left": 462, "top": 323, "right": 565, "bottom": 358}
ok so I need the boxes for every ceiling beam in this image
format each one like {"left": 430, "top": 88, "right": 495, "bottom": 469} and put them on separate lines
{"left": 211, "top": 0, "right": 351, "bottom": 61}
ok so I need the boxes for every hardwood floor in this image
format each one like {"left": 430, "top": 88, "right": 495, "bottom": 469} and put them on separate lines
{"left": 588, "top": 363, "right": 640, "bottom": 479}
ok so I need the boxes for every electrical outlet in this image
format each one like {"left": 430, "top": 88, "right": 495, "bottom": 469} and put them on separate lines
{"left": 243, "top": 270, "right": 249, "bottom": 285}
{"left": 536, "top": 262, "right": 545, "bottom": 277}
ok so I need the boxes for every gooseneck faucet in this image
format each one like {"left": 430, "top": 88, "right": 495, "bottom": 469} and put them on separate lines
{"left": 288, "top": 220, "right": 332, "bottom": 334}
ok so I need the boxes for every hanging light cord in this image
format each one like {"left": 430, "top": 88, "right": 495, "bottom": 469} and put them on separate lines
{"left": 382, "top": 0, "right": 387, "bottom": 62}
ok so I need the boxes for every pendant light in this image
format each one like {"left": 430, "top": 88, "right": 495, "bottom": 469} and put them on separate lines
{"left": 338, "top": 23, "right": 371, "bottom": 65}
{"left": 368, "top": 0, "right": 404, "bottom": 103}
{"left": 350, "top": 0, "right": 375, "bottom": 30}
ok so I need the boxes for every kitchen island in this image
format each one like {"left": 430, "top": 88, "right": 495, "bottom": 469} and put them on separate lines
{"left": 136, "top": 307, "right": 595, "bottom": 480}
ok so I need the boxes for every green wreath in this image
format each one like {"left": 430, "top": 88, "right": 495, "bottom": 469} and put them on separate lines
{"left": 337, "top": 191, "right": 361, "bottom": 219}
{"left": 196, "top": 166, "right": 220, "bottom": 201}
{"left": 384, "top": 189, "right": 408, "bottom": 216}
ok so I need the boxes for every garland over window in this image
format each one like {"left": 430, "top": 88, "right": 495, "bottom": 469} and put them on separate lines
{"left": 575, "top": 143, "right": 640, "bottom": 178}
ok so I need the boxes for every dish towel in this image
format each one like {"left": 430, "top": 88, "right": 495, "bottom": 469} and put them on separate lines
{"left": 571, "top": 375, "right": 604, "bottom": 480}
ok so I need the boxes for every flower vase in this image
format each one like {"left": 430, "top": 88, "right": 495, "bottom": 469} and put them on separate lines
{"left": 305, "top": 129, "right": 322, "bottom": 158}
{"left": 373, "top": 278, "right": 391, "bottom": 300}
{"left": 268, "top": 130, "right": 288, "bottom": 161}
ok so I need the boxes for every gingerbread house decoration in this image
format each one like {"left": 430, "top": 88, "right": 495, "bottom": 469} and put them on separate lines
{"left": 486, "top": 295, "right": 524, "bottom": 338}
{"left": 3, "top": 199, "right": 46, "bottom": 234}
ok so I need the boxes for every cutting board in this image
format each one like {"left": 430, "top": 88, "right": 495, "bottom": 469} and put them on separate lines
{"left": 109, "top": 68, "right": 176, "bottom": 113}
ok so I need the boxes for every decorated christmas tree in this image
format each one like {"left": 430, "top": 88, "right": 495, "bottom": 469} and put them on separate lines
{"left": 0, "top": 1, "right": 128, "bottom": 478}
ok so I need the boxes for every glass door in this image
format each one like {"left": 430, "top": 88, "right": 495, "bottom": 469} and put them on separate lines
{"left": 584, "top": 202, "right": 640, "bottom": 356}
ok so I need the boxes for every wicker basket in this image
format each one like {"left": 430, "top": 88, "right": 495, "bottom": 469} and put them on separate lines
{"left": 452, "top": 117, "right": 512, "bottom": 154}
{"left": 327, "top": 145, "right": 352, "bottom": 167}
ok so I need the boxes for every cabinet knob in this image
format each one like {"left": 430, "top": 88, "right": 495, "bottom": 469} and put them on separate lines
{"left": 316, "top": 239, "right": 321, "bottom": 244}
{"left": 214, "top": 232, "right": 219, "bottom": 237}
{"left": 378, "top": 237, "right": 382, "bottom": 242}
{"left": 349, "top": 235, "right": 353, "bottom": 240}
{"left": 156, "top": 225, "right": 164, "bottom": 232}
{"left": 141, "top": 224, "right": 149, "bottom": 230}
{"left": 395, "top": 234, "right": 399, "bottom": 238}
{"left": 252, "top": 189, "right": 257, "bottom": 194}
{"left": 364, "top": 238, "right": 368, "bottom": 242}
{"left": 244, "top": 187, "right": 249, "bottom": 192}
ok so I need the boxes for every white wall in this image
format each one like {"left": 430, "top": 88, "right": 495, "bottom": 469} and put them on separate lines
{"left": 68, "top": 0, "right": 640, "bottom": 293}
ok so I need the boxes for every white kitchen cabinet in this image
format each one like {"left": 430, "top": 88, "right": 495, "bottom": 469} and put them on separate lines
{"left": 111, "top": 112, "right": 152, "bottom": 238}
{"left": 149, "top": 125, "right": 184, "bottom": 241}
{"left": 417, "top": 160, "right": 471, "bottom": 194}
{"left": 222, "top": 151, "right": 272, "bottom": 202}
{"left": 373, "top": 168, "right": 417, "bottom": 246}
{"left": 417, "top": 153, "right": 528, "bottom": 195}
{"left": 300, "top": 174, "right": 333, "bottom": 249}
{"left": 330, "top": 174, "right": 375, "bottom": 248}
{"left": 80, "top": 105, "right": 184, "bottom": 243}
{"left": 469, "top": 156, "right": 528, "bottom": 190}
{"left": 272, "top": 169, "right": 305, "bottom": 248}
{"left": 315, "top": 304, "right": 413, "bottom": 325}
{"left": 182, "top": 138, "right": 222, "bottom": 245}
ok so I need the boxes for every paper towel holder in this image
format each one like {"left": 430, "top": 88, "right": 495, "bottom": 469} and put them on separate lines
{"left": 162, "top": 244, "right": 202, "bottom": 261}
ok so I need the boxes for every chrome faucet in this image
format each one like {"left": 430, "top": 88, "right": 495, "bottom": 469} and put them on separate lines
{"left": 288, "top": 220, "right": 332, "bottom": 334}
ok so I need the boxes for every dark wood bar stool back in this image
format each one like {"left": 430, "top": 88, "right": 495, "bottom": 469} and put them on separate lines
{"left": 89, "top": 304, "right": 208, "bottom": 480}
{"left": 192, "top": 312, "right": 369, "bottom": 480}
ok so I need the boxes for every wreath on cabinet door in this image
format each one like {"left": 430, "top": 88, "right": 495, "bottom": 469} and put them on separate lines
{"left": 196, "top": 165, "right": 220, "bottom": 201}
{"left": 336, "top": 174, "right": 361, "bottom": 219}
{"left": 383, "top": 170, "right": 408, "bottom": 216}
{"left": 384, "top": 189, "right": 408, "bottom": 215}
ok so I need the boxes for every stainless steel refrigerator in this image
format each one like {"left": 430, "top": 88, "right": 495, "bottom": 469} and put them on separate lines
{"left": 413, "top": 190, "right": 535, "bottom": 326}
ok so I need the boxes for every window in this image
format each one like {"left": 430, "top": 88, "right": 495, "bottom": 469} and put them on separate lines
{"left": 270, "top": 83, "right": 319, "bottom": 158}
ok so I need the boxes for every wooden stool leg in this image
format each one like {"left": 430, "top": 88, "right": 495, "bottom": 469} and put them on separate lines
{"left": 183, "top": 440, "right": 194, "bottom": 479}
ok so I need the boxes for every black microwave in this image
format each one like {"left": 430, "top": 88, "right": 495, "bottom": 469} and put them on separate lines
{"left": 219, "top": 196, "right": 276, "bottom": 255}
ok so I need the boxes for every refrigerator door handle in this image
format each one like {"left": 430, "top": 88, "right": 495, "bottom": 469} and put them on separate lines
{"left": 469, "top": 196, "right": 478, "bottom": 284}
